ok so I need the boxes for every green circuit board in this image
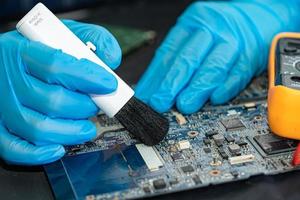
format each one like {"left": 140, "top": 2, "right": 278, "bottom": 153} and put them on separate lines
{"left": 103, "top": 24, "right": 156, "bottom": 55}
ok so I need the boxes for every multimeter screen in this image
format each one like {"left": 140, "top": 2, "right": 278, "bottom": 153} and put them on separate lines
{"left": 276, "top": 38, "right": 300, "bottom": 90}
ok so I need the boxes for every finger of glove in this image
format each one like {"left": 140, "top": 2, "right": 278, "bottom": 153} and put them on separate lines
{"left": 2, "top": 105, "right": 96, "bottom": 146}
{"left": 149, "top": 28, "right": 214, "bottom": 113}
{"left": 14, "top": 74, "right": 98, "bottom": 119}
{"left": 135, "top": 25, "right": 191, "bottom": 103}
{"left": 176, "top": 41, "right": 239, "bottom": 114}
{"left": 211, "top": 55, "right": 253, "bottom": 104}
{"left": 21, "top": 41, "right": 117, "bottom": 94}
{"left": 63, "top": 19, "right": 122, "bottom": 69}
{"left": 0, "top": 122, "right": 65, "bottom": 165}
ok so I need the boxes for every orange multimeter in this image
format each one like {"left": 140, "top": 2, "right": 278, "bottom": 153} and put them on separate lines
{"left": 268, "top": 32, "right": 300, "bottom": 140}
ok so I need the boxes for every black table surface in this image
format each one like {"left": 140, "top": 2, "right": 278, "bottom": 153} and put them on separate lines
{"left": 1, "top": 1, "right": 300, "bottom": 200}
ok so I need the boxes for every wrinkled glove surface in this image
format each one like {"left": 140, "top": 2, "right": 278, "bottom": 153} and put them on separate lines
{"left": 135, "top": 0, "right": 300, "bottom": 114}
{"left": 0, "top": 20, "right": 121, "bottom": 165}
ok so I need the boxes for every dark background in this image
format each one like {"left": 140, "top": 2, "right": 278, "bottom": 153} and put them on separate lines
{"left": 1, "top": 1, "right": 300, "bottom": 200}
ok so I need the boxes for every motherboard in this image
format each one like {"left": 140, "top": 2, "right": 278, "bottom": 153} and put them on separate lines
{"left": 44, "top": 75, "right": 300, "bottom": 200}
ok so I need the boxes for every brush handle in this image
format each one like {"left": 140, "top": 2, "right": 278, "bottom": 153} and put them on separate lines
{"left": 16, "top": 3, "right": 134, "bottom": 117}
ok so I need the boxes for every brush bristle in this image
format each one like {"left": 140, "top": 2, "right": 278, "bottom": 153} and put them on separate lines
{"left": 115, "top": 97, "right": 169, "bottom": 146}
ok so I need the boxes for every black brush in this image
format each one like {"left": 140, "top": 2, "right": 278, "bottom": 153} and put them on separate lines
{"left": 16, "top": 3, "right": 169, "bottom": 146}
{"left": 115, "top": 97, "right": 169, "bottom": 146}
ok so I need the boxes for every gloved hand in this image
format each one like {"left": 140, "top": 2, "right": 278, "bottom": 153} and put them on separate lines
{"left": 0, "top": 20, "right": 121, "bottom": 165}
{"left": 135, "top": 0, "right": 300, "bottom": 114}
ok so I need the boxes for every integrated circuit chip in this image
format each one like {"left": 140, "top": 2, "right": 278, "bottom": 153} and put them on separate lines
{"left": 205, "top": 130, "right": 218, "bottom": 137}
{"left": 192, "top": 175, "right": 202, "bottom": 184}
{"left": 228, "top": 144, "right": 241, "bottom": 155}
{"left": 254, "top": 134, "right": 297, "bottom": 155}
{"left": 236, "top": 139, "right": 248, "bottom": 146}
{"left": 221, "top": 118, "right": 246, "bottom": 131}
{"left": 181, "top": 165, "right": 195, "bottom": 173}
{"left": 153, "top": 179, "right": 167, "bottom": 190}
{"left": 171, "top": 153, "right": 184, "bottom": 161}
{"left": 225, "top": 135, "right": 235, "bottom": 143}
{"left": 213, "top": 134, "right": 225, "bottom": 146}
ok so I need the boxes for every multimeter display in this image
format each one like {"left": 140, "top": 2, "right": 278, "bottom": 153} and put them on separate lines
{"left": 276, "top": 38, "right": 300, "bottom": 90}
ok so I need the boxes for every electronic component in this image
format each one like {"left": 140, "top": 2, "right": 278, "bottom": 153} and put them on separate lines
{"left": 203, "top": 147, "right": 211, "bottom": 153}
{"left": 210, "top": 155, "right": 222, "bottom": 166}
{"left": 228, "top": 144, "right": 241, "bottom": 155}
{"left": 221, "top": 118, "right": 246, "bottom": 131}
{"left": 205, "top": 130, "right": 218, "bottom": 137}
{"left": 203, "top": 138, "right": 211, "bottom": 145}
{"left": 168, "top": 145, "right": 178, "bottom": 153}
{"left": 231, "top": 170, "right": 239, "bottom": 178}
{"left": 169, "top": 178, "right": 179, "bottom": 185}
{"left": 143, "top": 187, "right": 151, "bottom": 193}
{"left": 172, "top": 111, "right": 187, "bottom": 125}
{"left": 177, "top": 140, "right": 191, "bottom": 150}
{"left": 153, "top": 179, "right": 167, "bottom": 190}
{"left": 136, "top": 144, "right": 164, "bottom": 171}
{"left": 254, "top": 134, "right": 297, "bottom": 155}
{"left": 192, "top": 175, "right": 202, "bottom": 184}
{"left": 244, "top": 102, "right": 256, "bottom": 109}
{"left": 225, "top": 135, "right": 235, "bottom": 143}
{"left": 181, "top": 165, "right": 195, "bottom": 173}
{"left": 218, "top": 148, "right": 229, "bottom": 159}
{"left": 236, "top": 139, "right": 248, "bottom": 146}
{"left": 213, "top": 134, "right": 225, "bottom": 146}
{"left": 171, "top": 153, "right": 184, "bottom": 161}
{"left": 229, "top": 154, "right": 255, "bottom": 165}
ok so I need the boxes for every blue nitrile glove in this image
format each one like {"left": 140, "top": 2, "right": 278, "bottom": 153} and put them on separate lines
{"left": 135, "top": 0, "right": 300, "bottom": 114}
{"left": 0, "top": 20, "right": 121, "bottom": 165}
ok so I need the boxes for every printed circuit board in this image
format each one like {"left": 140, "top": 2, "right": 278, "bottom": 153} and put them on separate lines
{"left": 44, "top": 75, "right": 300, "bottom": 200}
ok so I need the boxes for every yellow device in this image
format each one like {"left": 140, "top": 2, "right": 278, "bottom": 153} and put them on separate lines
{"left": 268, "top": 32, "right": 300, "bottom": 140}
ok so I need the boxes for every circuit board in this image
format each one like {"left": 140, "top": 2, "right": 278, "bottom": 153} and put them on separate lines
{"left": 44, "top": 75, "right": 300, "bottom": 200}
{"left": 103, "top": 24, "right": 156, "bottom": 55}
